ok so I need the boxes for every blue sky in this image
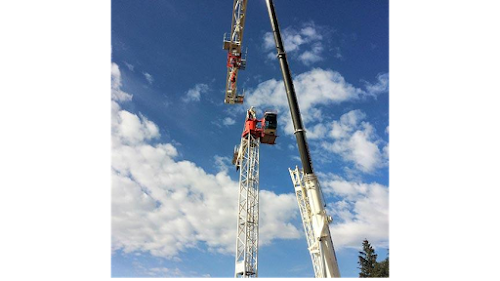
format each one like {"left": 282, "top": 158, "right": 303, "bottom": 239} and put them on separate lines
{"left": 111, "top": 0, "right": 388, "bottom": 277}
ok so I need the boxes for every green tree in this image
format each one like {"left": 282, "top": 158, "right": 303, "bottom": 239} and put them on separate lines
{"left": 373, "top": 256, "right": 389, "bottom": 277}
{"left": 380, "top": 249, "right": 391, "bottom": 278}
{"left": 359, "top": 240, "right": 391, "bottom": 279}
{"left": 358, "top": 239, "right": 378, "bottom": 277}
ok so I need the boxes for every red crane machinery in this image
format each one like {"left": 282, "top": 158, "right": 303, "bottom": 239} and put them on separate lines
{"left": 232, "top": 107, "right": 277, "bottom": 168}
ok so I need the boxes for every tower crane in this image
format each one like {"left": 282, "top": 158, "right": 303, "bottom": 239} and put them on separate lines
{"left": 264, "top": 0, "right": 341, "bottom": 277}
{"left": 222, "top": 0, "right": 249, "bottom": 104}
{"left": 231, "top": 107, "right": 277, "bottom": 278}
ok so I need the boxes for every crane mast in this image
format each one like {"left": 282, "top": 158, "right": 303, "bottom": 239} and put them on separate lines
{"left": 234, "top": 131, "right": 260, "bottom": 277}
{"left": 232, "top": 107, "right": 277, "bottom": 278}
{"left": 264, "top": 0, "right": 341, "bottom": 277}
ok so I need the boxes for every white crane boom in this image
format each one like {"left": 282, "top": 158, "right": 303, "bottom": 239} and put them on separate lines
{"left": 290, "top": 167, "right": 340, "bottom": 277}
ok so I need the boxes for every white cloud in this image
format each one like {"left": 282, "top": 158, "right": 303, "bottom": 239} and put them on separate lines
{"left": 383, "top": 144, "right": 389, "bottom": 159}
{"left": 147, "top": 267, "right": 185, "bottom": 278}
{"left": 383, "top": 126, "right": 389, "bottom": 167}
{"left": 298, "top": 51, "right": 322, "bottom": 65}
{"left": 333, "top": 46, "right": 342, "bottom": 59}
{"left": 114, "top": 111, "right": 160, "bottom": 145}
{"left": 111, "top": 63, "right": 132, "bottom": 102}
{"left": 183, "top": 83, "right": 209, "bottom": 102}
{"left": 300, "top": 25, "right": 322, "bottom": 41}
{"left": 320, "top": 174, "right": 389, "bottom": 250}
{"left": 336, "top": 128, "right": 383, "bottom": 173}
{"left": 364, "top": 73, "right": 389, "bottom": 96}
{"left": 245, "top": 68, "right": 388, "bottom": 173}
{"left": 260, "top": 190, "right": 301, "bottom": 245}
{"left": 321, "top": 110, "right": 387, "bottom": 173}
{"left": 131, "top": 262, "right": 205, "bottom": 278}
{"left": 263, "top": 32, "right": 276, "bottom": 50}
{"left": 124, "top": 61, "right": 134, "bottom": 71}
{"left": 213, "top": 155, "right": 232, "bottom": 173}
{"left": 263, "top": 22, "right": 325, "bottom": 65}
{"left": 143, "top": 72, "right": 154, "bottom": 84}
{"left": 298, "top": 42, "right": 324, "bottom": 65}
{"left": 246, "top": 69, "right": 373, "bottom": 116}
{"left": 222, "top": 117, "right": 236, "bottom": 126}
{"left": 329, "top": 110, "right": 366, "bottom": 139}
{"left": 111, "top": 64, "right": 301, "bottom": 259}
{"left": 306, "top": 123, "right": 328, "bottom": 140}
{"left": 246, "top": 68, "right": 381, "bottom": 136}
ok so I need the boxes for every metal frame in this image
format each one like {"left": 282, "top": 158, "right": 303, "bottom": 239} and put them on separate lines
{"left": 289, "top": 167, "right": 341, "bottom": 278}
{"left": 229, "top": 0, "right": 248, "bottom": 50}
{"left": 234, "top": 132, "right": 260, "bottom": 277}
{"left": 223, "top": 0, "right": 248, "bottom": 104}
{"left": 289, "top": 166, "right": 324, "bottom": 277}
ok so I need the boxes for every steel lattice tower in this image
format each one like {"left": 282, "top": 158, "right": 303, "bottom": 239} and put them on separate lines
{"left": 234, "top": 132, "right": 260, "bottom": 278}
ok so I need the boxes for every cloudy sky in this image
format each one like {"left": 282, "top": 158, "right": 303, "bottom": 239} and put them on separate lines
{"left": 111, "top": 0, "right": 388, "bottom": 277}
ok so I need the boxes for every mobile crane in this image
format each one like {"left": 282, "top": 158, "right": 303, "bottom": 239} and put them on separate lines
{"left": 264, "top": 0, "right": 340, "bottom": 277}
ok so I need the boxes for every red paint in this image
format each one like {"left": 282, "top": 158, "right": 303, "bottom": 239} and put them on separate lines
{"left": 227, "top": 53, "right": 242, "bottom": 68}
{"left": 241, "top": 113, "right": 277, "bottom": 145}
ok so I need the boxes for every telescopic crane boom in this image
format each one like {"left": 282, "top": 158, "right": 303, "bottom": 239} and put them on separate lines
{"left": 264, "top": 0, "right": 341, "bottom": 277}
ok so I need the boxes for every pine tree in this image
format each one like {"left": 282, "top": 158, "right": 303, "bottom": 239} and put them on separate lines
{"left": 373, "top": 257, "right": 389, "bottom": 277}
{"left": 382, "top": 249, "right": 391, "bottom": 278}
{"left": 358, "top": 239, "right": 378, "bottom": 277}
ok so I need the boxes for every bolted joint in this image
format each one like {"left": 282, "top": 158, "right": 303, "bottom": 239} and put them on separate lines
{"left": 327, "top": 215, "right": 333, "bottom": 224}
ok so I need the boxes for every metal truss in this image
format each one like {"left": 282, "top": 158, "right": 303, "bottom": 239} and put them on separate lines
{"left": 289, "top": 166, "right": 324, "bottom": 277}
{"left": 289, "top": 166, "right": 341, "bottom": 278}
{"left": 234, "top": 132, "right": 260, "bottom": 278}
{"left": 230, "top": 0, "right": 248, "bottom": 47}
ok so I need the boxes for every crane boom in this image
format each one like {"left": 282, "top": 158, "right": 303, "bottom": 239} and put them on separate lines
{"left": 264, "top": 0, "right": 341, "bottom": 277}
{"left": 222, "top": 0, "right": 249, "bottom": 104}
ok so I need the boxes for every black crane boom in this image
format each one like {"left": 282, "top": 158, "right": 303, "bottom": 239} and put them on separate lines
{"left": 265, "top": 0, "right": 314, "bottom": 175}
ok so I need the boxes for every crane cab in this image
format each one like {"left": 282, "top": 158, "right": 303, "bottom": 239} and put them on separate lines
{"left": 263, "top": 111, "right": 277, "bottom": 134}
{"left": 240, "top": 108, "right": 278, "bottom": 145}
{"left": 260, "top": 111, "right": 277, "bottom": 145}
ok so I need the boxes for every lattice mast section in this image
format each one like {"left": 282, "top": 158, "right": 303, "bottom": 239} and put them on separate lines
{"left": 234, "top": 132, "right": 260, "bottom": 278}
